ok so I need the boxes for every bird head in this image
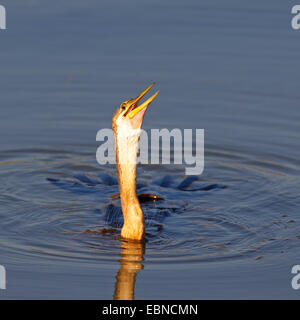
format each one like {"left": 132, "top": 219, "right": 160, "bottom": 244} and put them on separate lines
{"left": 112, "top": 83, "right": 159, "bottom": 136}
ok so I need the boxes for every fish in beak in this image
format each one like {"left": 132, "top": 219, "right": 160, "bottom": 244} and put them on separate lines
{"left": 123, "top": 83, "right": 159, "bottom": 129}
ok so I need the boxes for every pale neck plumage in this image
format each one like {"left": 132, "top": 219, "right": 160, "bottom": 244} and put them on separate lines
{"left": 114, "top": 127, "right": 145, "bottom": 241}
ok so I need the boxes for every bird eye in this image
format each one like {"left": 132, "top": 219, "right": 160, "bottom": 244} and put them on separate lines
{"left": 121, "top": 105, "right": 126, "bottom": 110}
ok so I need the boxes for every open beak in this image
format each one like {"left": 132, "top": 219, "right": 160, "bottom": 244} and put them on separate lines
{"left": 125, "top": 83, "right": 159, "bottom": 128}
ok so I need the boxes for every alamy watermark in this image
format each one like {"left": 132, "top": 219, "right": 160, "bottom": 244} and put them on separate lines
{"left": 0, "top": 265, "right": 6, "bottom": 289}
{"left": 292, "top": 5, "right": 300, "bottom": 30}
{"left": 96, "top": 128, "right": 204, "bottom": 175}
{"left": 0, "top": 4, "right": 6, "bottom": 30}
{"left": 291, "top": 265, "right": 300, "bottom": 290}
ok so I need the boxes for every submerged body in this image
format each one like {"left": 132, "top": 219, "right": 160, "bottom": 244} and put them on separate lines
{"left": 112, "top": 84, "right": 159, "bottom": 241}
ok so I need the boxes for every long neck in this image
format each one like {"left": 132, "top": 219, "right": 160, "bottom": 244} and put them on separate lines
{"left": 114, "top": 129, "right": 145, "bottom": 241}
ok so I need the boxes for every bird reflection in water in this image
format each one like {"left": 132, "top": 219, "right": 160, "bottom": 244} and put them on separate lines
{"left": 113, "top": 240, "right": 145, "bottom": 300}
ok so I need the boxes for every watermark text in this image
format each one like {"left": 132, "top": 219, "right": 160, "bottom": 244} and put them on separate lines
{"left": 292, "top": 5, "right": 300, "bottom": 30}
{"left": 0, "top": 265, "right": 6, "bottom": 289}
{"left": 292, "top": 265, "right": 300, "bottom": 290}
{"left": 96, "top": 128, "right": 204, "bottom": 175}
{"left": 0, "top": 4, "right": 6, "bottom": 30}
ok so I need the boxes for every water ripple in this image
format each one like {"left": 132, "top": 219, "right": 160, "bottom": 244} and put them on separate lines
{"left": 0, "top": 147, "right": 300, "bottom": 267}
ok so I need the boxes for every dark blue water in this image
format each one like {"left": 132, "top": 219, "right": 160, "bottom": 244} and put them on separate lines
{"left": 1, "top": 0, "right": 300, "bottom": 299}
